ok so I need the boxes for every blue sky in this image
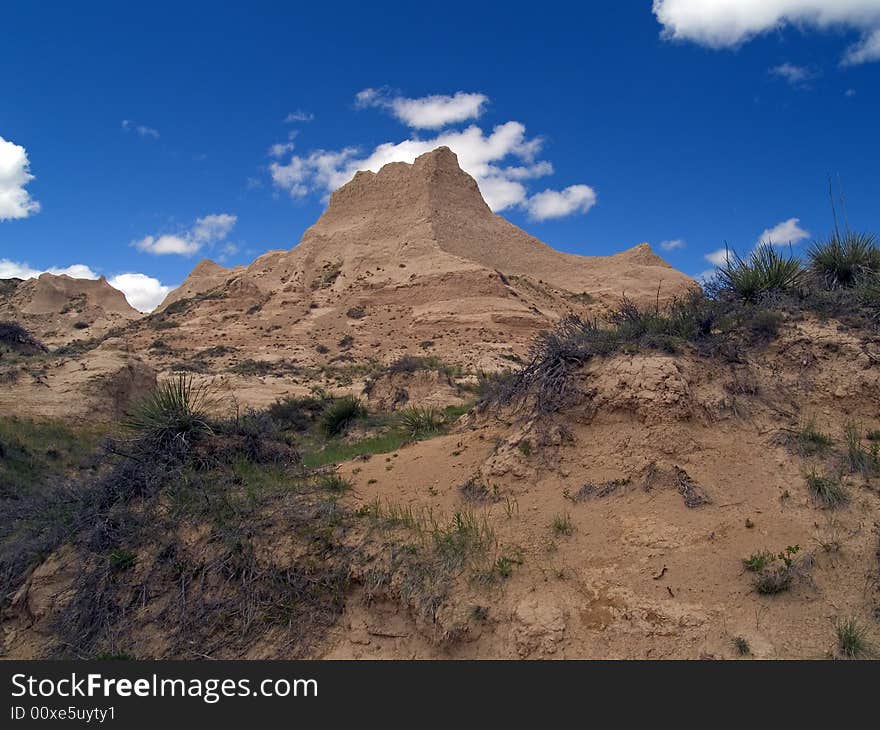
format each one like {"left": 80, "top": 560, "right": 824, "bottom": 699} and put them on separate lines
{"left": 1, "top": 1, "right": 879, "bottom": 310}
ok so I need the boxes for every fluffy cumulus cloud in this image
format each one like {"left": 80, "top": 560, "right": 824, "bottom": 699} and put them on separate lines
{"left": 106, "top": 273, "right": 172, "bottom": 312}
{"left": 0, "top": 259, "right": 171, "bottom": 312}
{"left": 653, "top": 0, "right": 880, "bottom": 65}
{"left": 269, "top": 92, "right": 598, "bottom": 220}
{"left": 0, "top": 135, "right": 41, "bottom": 220}
{"left": 758, "top": 217, "right": 810, "bottom": 245}
{"left": 356, "top": 88, "right": 489, "bottom": 129}
{"left": 527, "top": 185, "right": 597, "bottom": 221}
{"left": 133, "top": 213, "right": 237, "bottom": 256}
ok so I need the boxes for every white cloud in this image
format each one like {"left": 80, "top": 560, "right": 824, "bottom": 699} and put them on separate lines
{"left": 133, "top": 213, "right": 237, "bottom": 256}
{"left": 0, "top": 135, "right": 41, "bottom": 221}
{"left": 705, "top": 247, "right": 733, "bottom": 266}
{"left": 660, "top": 239, "right": 687, "bottom": 251}
{"left": 190, "top": 213, "right": 237, "bottom": 244}
{"left": 121, "top": 119, "right": 160, "bottom": 139}
{"left": 133, "top": 234, "right": 198, "bottom": 256}
{"left": 269, "top": 116, "right": 596, "bottom": 218}
{"left": 527, "top": 185, "right": 597, "bottom": 221}
{"left": 107, "top": 273, "right": 172, "bottom": 312}
{"left": 769, "top": 63, "right": 816, "bottom": 85}
{"left": 653, "top": 0, "right": 880, "bottom": 65}
{"left": 758, "top": 217, "right": 810, "bottom": 245}
{"left": 356, "top": 88, "right": 488, "bottom": 129}
{"left": 0, "top": 259, "right": 170, "bottom": 312}
{"left": 702, "top": 218, "right": 810, "bottom": 272}
{"left": 0, "top": 259, "right": 97, "bottom": 279}
{"left": 269, "top": 141, "right": 296, "bottom": 158}
{"left": 843, "top": 27, "right": 880, "bottom": 64}
{"left": 284, "top": 110, "right": 314, "bottom": 123}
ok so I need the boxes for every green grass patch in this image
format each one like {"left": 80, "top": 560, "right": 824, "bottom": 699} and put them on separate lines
{"left": 302, "top": 429, "right": 413, "bottom": 468}
{"left": 0, "top": 417, "right": 104, "bottom": 492}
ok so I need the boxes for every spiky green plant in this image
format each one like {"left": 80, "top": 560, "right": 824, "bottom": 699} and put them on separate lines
{"left": 318, "top": 473, "right": 352, "bottom": 492}
{"left": 845, "top": 422, "right": 877, "bottom": 475}
{"left": 319, "top": 395, "right": 366, "bottom": 437}
{"left": 808, "top": 232, "right": 880, "bottom": 289}
{"left": 836, "top": 617, "right": 871, "bottom": 659}
{"left": 124, "top": 374, "right": 214, "bottom": 454}
{"left": 714, "top": 244, "right": 805, "bottom": 301}
{"left": 806, "top": 469, "right": 848, "bottom": 509}
{"left": 397, "top": 406, "right": 442, "bottom": 438}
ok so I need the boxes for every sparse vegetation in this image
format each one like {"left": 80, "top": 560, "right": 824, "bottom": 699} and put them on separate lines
{"left": 809, "top": 232, "right": 880, "bottom": 289}
{"left": 552, "top": 512, "right": 574, "bottom": 536}
{"left": 228, "top": 359, "right": 276, "bottom": 376}
{"left": 806, "top": 470, "right": 848, "bottom": 509}
{"left": 845, "top": 422, "right": 878, "bottom": 475}
{"left": 748, "top": 545, "right": 808, "bottom": 595}
{"left": 836, "top": 617, "right": 871, "bottom": 659}
{"left": 459, "top": 477, "right": 499, "bottom": 504}
{"left": 0, "top": 321, "right": 47, "bottom": 354}
{"left": 312, "top": 261, "right": 342, "bottom": 290}
{"left": 267, "top": 394, "right": 330, "bottom": 432}
{"left": 318, "top": 473, "right": 352, "bottom": 493}
{"left": 398, "top": 406, "right": 442, "bottom": 438}
{"left": 565, "top": 478, "right": 631, "bottom": 502}
{"left": 787, "top": 416, "right": 834, "bottom": 455}
{"left": 711, "top": 244, "right": 805, "bottom": 302}
{"left": 319, "top": 396, "right": 366, "bottom": 437}
{"left": 388, "top": 354, "right": 461, "bottom": 378}
{"left": 743, "top": 550, "right": 775, "bottom": 573}
{"left": 123, "top": 374, "right": 214, "bottom": 457}
{"left": 732, "top": 636, "right": 751, "bottom": 656}
{"left": 337, "top": 334, "right": 354, "bottom": 350}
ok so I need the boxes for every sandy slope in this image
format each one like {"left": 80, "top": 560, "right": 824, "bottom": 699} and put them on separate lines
{"left": 316, "top": 317, "right": 880, "bottom": 659}
{"left": 0, "top": 274, "right": 138, "bottom": 347}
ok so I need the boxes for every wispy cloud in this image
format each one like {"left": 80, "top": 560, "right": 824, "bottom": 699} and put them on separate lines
{"left": 0, "top": 135, "right": 40, "bottom": 220}
{"left": 121, "top": 119, "right": 160, "bottom": 139}
{"left": 653, "top": 0, "right": 880, "bottom": 66}
{"left": 133, "top": 213, "right": 237, "bottom": 256}
{"left": 284, "top": 110, "right": 314, "bottom": 123}
{"left": 769, "top": 63, "right": 817, "bottom": 87}
{"left": 659, "top": 239, "right": 687, "bottom": 251}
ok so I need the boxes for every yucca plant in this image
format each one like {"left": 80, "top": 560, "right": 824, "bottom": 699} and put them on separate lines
{"left": 398, "top": 406, "right": 443, "bottom": 438}
{"left": 319, "top": 395, "right": 366, "bottom": 436}
{"left": 714, "top": 244, "right": 805, "bottom": 302}
{"left": 808, "top": 232, "right": 880, "bottom": 289}
{"left": 124, "top": 374, "right": 214, "bottom": 455}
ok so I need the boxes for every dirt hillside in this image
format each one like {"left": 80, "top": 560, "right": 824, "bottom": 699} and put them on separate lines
{"left": 84, "top": 146, "right": 693, "bottom": 413}
{"left": 0, "top": 274, "right": 139, "bottom": 347}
